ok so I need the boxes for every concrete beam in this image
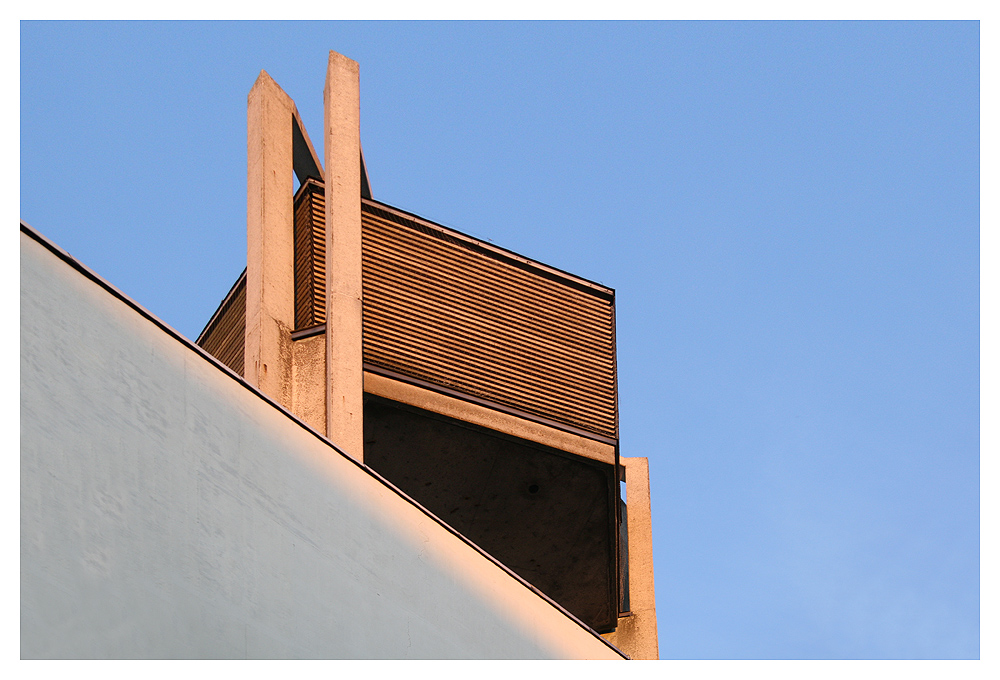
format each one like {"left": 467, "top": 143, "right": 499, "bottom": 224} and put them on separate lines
{"left": 324, "top": 51, "right": 364, "bottom": 460}
{"left": 363, "top": 371, "right": 616, "bottom": 466}
{"left": 245, "top": 71, "right": 296, "bottom": 410}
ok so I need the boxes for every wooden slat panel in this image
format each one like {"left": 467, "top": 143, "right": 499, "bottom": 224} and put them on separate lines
{"left": 197, "top": 271, "right": 246, "bottom": 376}
{"left": 362, "top": 259, "right": 616, "bottom": 373}
{"left": 206, "top": 183, "right": 619, "bottom": 440}
{"left": 294, "top": 178, "right": 326, "bottom": 329}
{"left": 361, "top": 200, "right": 617, "bottom": 440}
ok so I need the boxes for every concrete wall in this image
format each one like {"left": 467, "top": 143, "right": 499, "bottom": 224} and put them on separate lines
{"left": 19, "top": 228, "right": 624, "bottom": 660}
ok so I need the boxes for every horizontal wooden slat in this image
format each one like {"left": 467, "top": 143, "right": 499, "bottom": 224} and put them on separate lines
{"left": 362, "top": 213, "right": 614, "bottom": 333}
{"left": 362, "top": 237, "right": 616, "bottom": 350}
{"left": 361, "top": 198, "right": 618, "bottom": 440}
{"left": 360, "top": 274, "right": 616, "bottom": 374}
{"left": 361, "top": 307, "right": 617, "bottom": 401}
{"left": 363, "top": 333, "right": 617, "bottom": 426}
{"left": 294, "top": 178, "right": 326, "bottom": 329}
{"left": 198, "top": 187, "right": 619, "bottom": 440}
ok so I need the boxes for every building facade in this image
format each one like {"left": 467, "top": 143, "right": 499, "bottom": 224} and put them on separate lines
{"left": 20, "top": 50, "right": 657, "bottom": 659}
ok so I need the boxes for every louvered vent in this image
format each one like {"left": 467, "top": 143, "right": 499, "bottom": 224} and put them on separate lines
{"left": 360, "top": 201, "right": 617, "bottom": 440}
{"left": 294, "top": 178, "right": 326, "bottom": 329}
{"left": 199, "top": 185, "right": 618, "bottom": 441}
{"left": 196, "top": 271, "right": 246, "bottom": 376}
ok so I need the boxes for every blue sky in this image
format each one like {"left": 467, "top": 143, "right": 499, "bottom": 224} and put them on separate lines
{"left": 19, "top": 21, "right": 980, "bottom": 659}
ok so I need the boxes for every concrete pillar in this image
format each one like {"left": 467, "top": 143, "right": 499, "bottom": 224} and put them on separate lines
{"left": 323, "top": 51, "right": 364, "bottom": 460}
{"left": 603, "top": 457, "right": 659, "bottom": 659}
{"left": 622, "top": 457, "right": 660, "bottom": 658}
{"left": 245, "top": 71, "right": 296, "bottom": 410}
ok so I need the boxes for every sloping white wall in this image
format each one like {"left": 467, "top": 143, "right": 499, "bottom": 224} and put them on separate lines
{"left": 20, "top": 229, "right": 624, "bottom": 660}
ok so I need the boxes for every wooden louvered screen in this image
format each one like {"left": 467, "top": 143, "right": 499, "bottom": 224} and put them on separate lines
{"left": 196, "top": 271, "right": 246, "bottom": 376}
{"left": 361, "top": 200, "right": 618, "bottom": 441}
{"left": 200, "top": 184, "right": 619, "bottom": 441}
{"left": 294, "top": 178, "right": 327, "bottom": 329}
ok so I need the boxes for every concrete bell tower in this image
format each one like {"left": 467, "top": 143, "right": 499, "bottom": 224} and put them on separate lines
{"left": 198, "top": 49, "right": 660, "bottom": 659}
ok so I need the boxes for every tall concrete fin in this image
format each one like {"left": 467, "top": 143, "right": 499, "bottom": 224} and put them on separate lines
{"left": 603, "top": 456, "right": 659, "bottom": 659}
{"left": 324, "top": 50, "right": 365, "bottom": 460}
{"left": 245, "top": 70, "right": 296, "bottom": 410}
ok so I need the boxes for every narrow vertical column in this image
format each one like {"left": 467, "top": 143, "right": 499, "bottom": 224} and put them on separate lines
{"left": 324, "top": 51, "right": 364, "bottom": 460}
{"left": 245, "top": 71, "right": 296, "bottom": 410}
{"left": 620, "top": 457, "right": 659, "bottom": 659}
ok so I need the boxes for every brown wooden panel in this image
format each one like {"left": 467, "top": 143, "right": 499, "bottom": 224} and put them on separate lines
{"left": 201, "top": 184, "right": 619, "bottom": 441}
{"left": 293, "top": 178, "right": 326, "bottom": 329}
{"left": 361, "top": 200, "right": 618, "bottom": 440}
{"left": 196, "top": 271, "right": 246, "bottom": 376}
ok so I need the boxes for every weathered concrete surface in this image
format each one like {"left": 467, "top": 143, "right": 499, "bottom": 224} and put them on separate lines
{"left": 292, "top": 333, "right": 326, "bottom": 433}
{"left": 246, "top": 71, "right": 329, "bottom": 446}
{"left": 323, "top": 50, "right": 364, "bottom": 460}
{"left": 245, "top": 71, "right": 296, "bottom": 410}
{"left": 602, "top": 457, "right": 659, "bottom": 659}
{"left": 20, "top": 229, "right": 625, "bottom": 660}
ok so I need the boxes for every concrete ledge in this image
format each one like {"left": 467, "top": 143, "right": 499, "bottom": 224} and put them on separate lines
{"left": 363, "top": 370, "right": 617, "bottom": 466}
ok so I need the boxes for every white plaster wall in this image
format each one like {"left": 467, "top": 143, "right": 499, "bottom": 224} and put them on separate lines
{"left": 20, "top": 231, "right": 624, "bottom": 660}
